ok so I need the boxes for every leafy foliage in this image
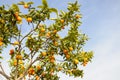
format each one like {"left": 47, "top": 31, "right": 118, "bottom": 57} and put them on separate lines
{"left": 0, "top": 0, "right": 93, "bottom": 80}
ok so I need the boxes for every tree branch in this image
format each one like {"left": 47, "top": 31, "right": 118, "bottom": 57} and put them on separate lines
{"left": 0, "top": 63, "right": 10, "bottom": 79}
{"left": 17, "top": 57, "right": 39, "bottom": 80}
{"left": 0, "top": 71, "right": 10, "bottom": 80}
{"left": 20, "top": 21, "right": 41, "bottom": 43}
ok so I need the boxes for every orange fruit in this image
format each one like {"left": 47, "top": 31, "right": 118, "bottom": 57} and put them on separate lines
{"left": 50, "top": 55, "right": 55, "bottom": 59}
{"left": 53, "top": 41, "right": 58, "bottom": 46}
{"left": 50, "top": 59, "right": 55, "bottom": 63}
{"left": 58, "top": 67, "right": 62, "bottom": 71}
{"left": 16, "top": 55, "right": 22, "bottom": 60}
{"left": 65, "top": 54, "right": 70, "bottom": 59}
{"left": 84, "top": 58, "right": 88, "bottom": 62}
{"left": 13, "top": 59, "right": 19, "bottom": 66}
{"left": 63, "top": 49, "right": 68, "bottom": 54}
{"left": 9, "top": 49, "right": 14, "bottom": 55}
{"left": 21, "top": 65, "right": 25, "bottom": 70}
{"left": 60, "top": 19, "right": 64, "bottom": 23}
{"left": 0, "top": 41, "right": 3, "bottom": 46}
{"left": 28, "top": 68, "right": 35, "bottom": 75}
{"left": 40, "top": 28, "right": 45, "bottom": 32}
{"left": 35, "top": 76, "right": 39, "bottom": 80}
{"left": 82, "top": 61, "right": 88, "bottom": 66}
{"left": 36, "top": 65, "right": 41, "bottom": 70}
{"left": 20, "top": 74, "right": 23, "bottom": 77}
{"left": 76, "top": 14, "right": 81, "bottom": 19}
{"left": 16, "top": 16, "right": 22, "bottom": 21}
{"left": 13, "top": 41, "right": 19, "bottom": 45}
{"left": 42, "top": 52, "right": 47, "bottom": 56}
{"left": 53, "top": 30, "right": 57, "bottom": 34}
{"left": 0, "top": 19, "right": 5, "bottom": 24}
{"left": 24, "top": 4, "right": 29, "bottom": 8}
{"left": 15, "top": 12, "right": 19, "bottom": 17}
{"left": 73, "top": 59, "right": 79, "bottom": 64}
{"left": 13, "top": 60, "right": 17, "bottom": 66}
{"left": 46, "top": 32, "right": 51, "bottom": 37}
{"left": 19, "top": 60, "right": 23, "bottom": 64}
{"left": 27, "top": 17, "right": 32, "bottom": 22}
{"left": 69, "top": 47, "right": 73, "bottom": 51}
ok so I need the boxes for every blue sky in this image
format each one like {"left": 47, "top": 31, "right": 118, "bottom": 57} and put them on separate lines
{"left": 0, "top": 0, "right": 120, "bottom": 80}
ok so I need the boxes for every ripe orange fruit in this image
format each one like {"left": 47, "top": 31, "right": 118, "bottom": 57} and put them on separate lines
{"left": 28, "top": 68, "right": 35, "bottom": 75}
{"left": 76, "top": 14, "right": 81, "bottom": 19}
{"left": 36, "top": 65, "right": 41, "bottom": 70}
{"left": 53, "top": 41, "right": 58, "bottom": 46}
{"left": 53, "top": 30, "right": 57, "bottom": 34}
{"left": 0, "top": 19, "right": 5, "bottom": 24}
{"left": 9, "top": 49, "right": 14, "bottom": 55}
{"left": 50, "top": 58, "right": 55, "bottom": 63}
{"left": 40, "top": 28, "right": 45, "bottom": 32}
{"left": 16, "top": 55, "right": 22, "bottom": 60}
{"left": 13, "top": 41, "right": 19, "bottom": 45}
{"left": 46, "top": 32, "right": 51, "bottom": 37}
{"left": 35, "top": 76, "right": 39, "bottom": 80}
{"left": 50, "top": 55, "right": 55, "bottom": 59}
{"left": 73, "top": 59, "right": 79, "bottom": 64}
{"left": 19, "top": 60, "right": 23, "bottom": 64}
{"left": 16, "top": 16, "right": 22, "bottom": 21}
{"left": 20, "top": 74, "right": 23, "bottom": 77}
{"left": 84, "top": 58, "right": 88, "bottom": 62}
{"left": 60, "top": 19, "right": 64, "bottom": 23}
{"left": 58, "top": 67, "right": 62, "bottom": 71}
{"left": 24, "top": 4, "right": 29, "bottom": 8}
{"left": 0, "top": 41, "right": 3, "bottom": 46}
{"left": 13, "top": 60, "right": 17, "bottom": 66}
{"left": 15, "top": 12, "right": 19, "bottom": 17}
{"left": 82, "top": 61, "right": 88, "bottom": 66}
{"left": 69, "top": 47, "right": 73, "bottom": 51}
{"left": 65, "top": 54, "right": 70, "bottom": 59}
{"left": 27, "top": 17, "right": 32, "bottom": 22}
{"left": 42, "top": 52, "right": 47, "bottom": 56}
{"left": 63, "top": 49, "right": 68, "bottom": 54}
{"left": 21, "top": 65, "right": 25, "bottom": 70}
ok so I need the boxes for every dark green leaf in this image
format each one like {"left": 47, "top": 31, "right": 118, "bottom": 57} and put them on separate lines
{"left": 42, "top": 0, "right": 48, "bottom": 7}
{"left": 17, "top": 1, "right": 25, "bottom": 5}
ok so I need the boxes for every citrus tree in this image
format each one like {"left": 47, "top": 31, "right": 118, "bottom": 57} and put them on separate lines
{"left": 0, "top": 0, "right": 93, "bottom": 80}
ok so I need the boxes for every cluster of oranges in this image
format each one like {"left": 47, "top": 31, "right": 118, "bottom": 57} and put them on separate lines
{"left": 63, "top": 47, "right": 73, "bottom": 59}
{"left": 82, "top": 58, "right": 88, "bottom": 66}
{"left": 28, "top": 67, "right": 35, "bottom": 75}
{"left": 14, "top": 9, "right": 32, "bottom": 23}
{"left": 63, "top": 47, "right": 80, "bottom": 64}
{"left": 49, "top": 55, "right": 55, "bottom": 63}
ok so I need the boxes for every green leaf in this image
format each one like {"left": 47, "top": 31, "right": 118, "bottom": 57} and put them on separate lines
{"left": 11, "top": 4, "right": 19, "bottom": 12}
{"left": 0, "top": 56, "right": 3, "bottom": 59}
{"left": 27, "top": 2, "right": 34, "bottom": 5}
{"left": 17, "top": 1, "right": 25, "bottom": 5}
{"left": 42, "top": 0, "right": 48, "bottom": 7}
{"left": 37, "top": 6, "right": 43, "bottom": 8}
{"left": 49, "top": 8, "right": 58, "bottom": 15}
